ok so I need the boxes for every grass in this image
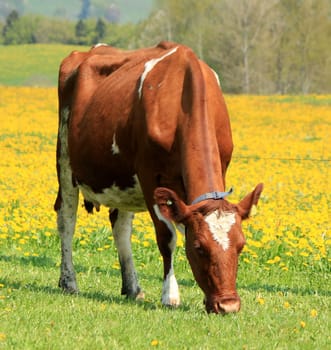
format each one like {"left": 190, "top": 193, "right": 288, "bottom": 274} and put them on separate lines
{"left": 0, "top": 44, "right": 89, "bottom": 86}
{"left": 1, "top": 240, "right": 330, "bottom": 350}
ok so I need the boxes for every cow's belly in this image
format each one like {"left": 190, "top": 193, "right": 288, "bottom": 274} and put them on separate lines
{"left": 78, "top": 175, "right": 147, "bottom": 212}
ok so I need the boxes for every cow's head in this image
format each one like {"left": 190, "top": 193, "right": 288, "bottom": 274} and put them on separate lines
{"left": 154, "top": 183, "right": 263, "bottom": 314}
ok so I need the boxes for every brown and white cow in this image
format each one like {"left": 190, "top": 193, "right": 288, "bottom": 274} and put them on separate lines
{"left": 54, "top": 41, "right": 263, "bottom": 314}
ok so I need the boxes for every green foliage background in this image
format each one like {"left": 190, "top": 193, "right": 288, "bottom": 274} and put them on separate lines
{"left": 1, "top": 0, "right": 330, "bottom": 93}
{"left": 0, "top": 0, "right": 153, "bottom": 23}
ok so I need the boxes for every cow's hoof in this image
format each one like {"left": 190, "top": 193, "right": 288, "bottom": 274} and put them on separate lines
{"left": 58, "top": 278, "right": 79, "bottom": 294}
{"left": 135, "top": 290, "right": 145, "bottom": 300}
{"left": 162, "top": 297, "right": 180, "bottom": 308}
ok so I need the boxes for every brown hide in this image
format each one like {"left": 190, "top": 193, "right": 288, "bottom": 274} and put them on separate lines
{"left": 59, "top": 42, "right": 233, "bottom": 203}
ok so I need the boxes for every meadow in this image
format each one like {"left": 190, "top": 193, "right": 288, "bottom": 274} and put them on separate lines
{"left": 0, "top": 45, "right": 89, "bottom": 86}
{"left": 0, "top": 87, "right": 330, "bottom": 346}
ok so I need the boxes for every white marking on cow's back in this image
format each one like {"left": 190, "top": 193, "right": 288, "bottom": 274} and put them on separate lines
{"left": 112, "top": 133, "right": 120, "bottom": 154}
{"left": 205, "top": 210, "right": 236, "bottom": 251}
{"left": 211, "top": 69, "right": 221, "bottom": 86}
{"left": 93, "top": 43, "right": 108, "bottom": 48}
{"left": 79, "top": 175, "right": 146, "bottom": 212}
{"left": 138, "top": 46, "right": 178, "bottom": 98}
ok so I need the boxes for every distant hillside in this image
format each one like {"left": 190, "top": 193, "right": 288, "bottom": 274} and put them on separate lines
{"left": 0, "top": 0, "right": 154, "bottom": 23}
{"left": 0, "top": 44, "right": 89, "bottom": 86}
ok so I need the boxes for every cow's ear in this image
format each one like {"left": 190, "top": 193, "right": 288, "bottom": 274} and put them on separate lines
{"left": 154, "top": 187, "right": 190, "bottom": 223}
{"left": 237, "top": 183, "right": 264, "bottom": 220}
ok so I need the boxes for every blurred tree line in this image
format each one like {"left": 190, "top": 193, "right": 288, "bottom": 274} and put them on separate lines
{"left": 0, "top": 0, "right": 330, "bottom": 94}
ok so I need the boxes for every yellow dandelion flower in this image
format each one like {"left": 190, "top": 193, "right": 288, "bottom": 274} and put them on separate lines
{"left": 313, "top": 254, "right": 321, "bottom": 261}
{"left": 300, "top": 252, "right": 309, "bottom": 257}
{"left": 112, "top": 262, "right": 120, "bottom": 270}
{"left": 284, "top": 301, "right": 290, "bottom": 309}
{"left": 267, "top": 256, "right": 281, "bottom": 264}
{"left": 300, "top": 321, "right": 306, "bottom": 328}
{"left": 310, "top": 309, "right": 318, "bottom": 318}
{"left": 257, "top": 297, "right": 265, "bottom": 305}
{"left": 151, "top": 339, "right": 159, "bottom": 346}
{"left": 250, "top": 205, "right": 257, "bottom": 216}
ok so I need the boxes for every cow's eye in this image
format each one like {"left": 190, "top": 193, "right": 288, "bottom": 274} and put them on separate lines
{"left": 194, "top": 240, "right": 207, "bottom": 256}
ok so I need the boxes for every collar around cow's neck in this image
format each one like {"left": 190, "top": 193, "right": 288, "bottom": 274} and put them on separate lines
{"left": 191, "top": 188, "right": 233, "bottom": 205}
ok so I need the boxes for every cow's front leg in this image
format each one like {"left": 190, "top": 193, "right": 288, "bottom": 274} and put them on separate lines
{"left": 109, "top": 209, "right": 143, "bottom": 299}
{"left": 153, "top": 211, "right": 180, "bottom": 307}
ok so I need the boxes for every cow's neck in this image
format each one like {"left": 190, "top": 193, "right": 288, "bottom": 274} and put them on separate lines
{"left": 181, "top": 120, "right": 224, "bottom": 204}
{"left": 180, "top": 101, "right": 224, "bottom": 203}
{"left": 180, "top": 58, "right": 225, "bottom": 204}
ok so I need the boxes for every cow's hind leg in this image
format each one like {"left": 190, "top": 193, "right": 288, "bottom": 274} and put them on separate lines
{"left": 109, "top": 209, "right": 143, "bottom": 299}
{"left": 54, "top": 107, "right": 79, "bottom": 293}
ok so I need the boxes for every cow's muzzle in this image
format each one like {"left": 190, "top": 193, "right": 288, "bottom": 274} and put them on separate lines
{"left": 204, "top": 295, "right": 241, "bottom": 314}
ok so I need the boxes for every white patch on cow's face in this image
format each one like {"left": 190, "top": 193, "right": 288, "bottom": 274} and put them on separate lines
{"left": 138, "top": 46, "right": 178, "bottom": 98}
{"left": 204, "top": 210, "right": 236, "bottom": 251}
{"left": 112, "top": 133, "right": 120, "bottom": 154}
{"left": 79, "top": 175, "right": 146, "bottom": 212}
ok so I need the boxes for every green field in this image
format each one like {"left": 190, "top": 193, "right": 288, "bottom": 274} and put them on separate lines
{"left": 1, "top": 243, "right": 329, "bottom": 349}
{"left": 0, "top": 44, "right": 89, "bottom": 86}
